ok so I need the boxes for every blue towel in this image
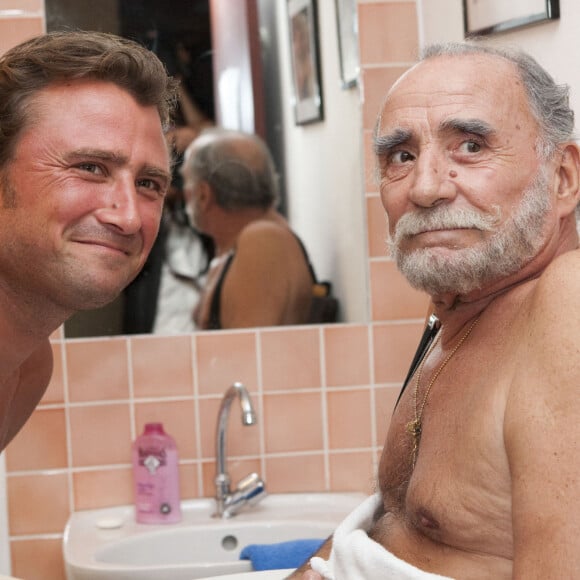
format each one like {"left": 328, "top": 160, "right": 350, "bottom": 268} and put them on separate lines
{"left": 239, "top": 538, "right": 325, "bottom": 571}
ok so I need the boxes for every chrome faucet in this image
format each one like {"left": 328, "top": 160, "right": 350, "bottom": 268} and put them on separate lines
{"left": 213, "top": 382, "right": 266, "bottom": 518}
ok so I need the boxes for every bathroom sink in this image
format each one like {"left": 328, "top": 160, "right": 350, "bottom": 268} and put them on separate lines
{"left": 63, "top": 492, "right": 365, "bottom": 580}
{"left": 199, "top": 571, "right": 292, "bottom": 579}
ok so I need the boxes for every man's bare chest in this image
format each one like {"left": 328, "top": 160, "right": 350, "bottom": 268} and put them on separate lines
{"left": 376, "top": 338, "right": 515, "bottom": 555}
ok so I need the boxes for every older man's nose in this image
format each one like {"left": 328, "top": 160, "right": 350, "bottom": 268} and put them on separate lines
{"left": 408, "top": 152, "right": 458, "bottom": 208}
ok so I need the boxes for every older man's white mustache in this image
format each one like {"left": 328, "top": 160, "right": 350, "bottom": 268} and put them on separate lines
{"left": 393, "top": 206, "right": 502, "bottom": 243}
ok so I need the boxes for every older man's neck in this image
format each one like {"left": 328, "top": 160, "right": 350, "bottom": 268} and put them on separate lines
{"left": 432, "top": 223, "right": 580, "bottom": 330}
{"left": 211, "top": 207, "right": 285, "bottom": 256}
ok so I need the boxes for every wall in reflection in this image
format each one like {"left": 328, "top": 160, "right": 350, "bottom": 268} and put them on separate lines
{"left": 273, "top": 0, "right": 367, "bottom": 325}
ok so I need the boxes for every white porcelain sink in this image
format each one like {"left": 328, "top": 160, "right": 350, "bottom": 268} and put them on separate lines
{"left": 199, "top": 571, "right": 292, "bottom": 579}
{"left": 63, "top": 492, "right": 365, "bottom": 580}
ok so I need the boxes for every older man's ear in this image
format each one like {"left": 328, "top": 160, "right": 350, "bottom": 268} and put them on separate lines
{"left": 196, "top": 180, "right": 215, "bottom": 210}
{"left": 554, "top": 143, "right": 580, "bottom": 218}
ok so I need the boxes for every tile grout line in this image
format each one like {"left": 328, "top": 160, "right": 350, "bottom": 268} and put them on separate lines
{"left": 319, "top": 327, "right": 331, "bottom": 491}
{"left": 191, "top": 334, "right": 204, "bottom": 498}
{"left": 61, "top": 341, "right": 75, "bottom": 516}
{"left": 368, "top": 323, "right": 378, "bottom": 450}
{"left": 127, "top": 338, "right": 136, "bottom": 441}
{"left": 255, "top": 331, "right": 267, "bottom": 480}
{"left": 368, "top": 322, "right": 381, "bottom": 477}
{"left": 7, "top": 447, "right": 377, "bottom": 478}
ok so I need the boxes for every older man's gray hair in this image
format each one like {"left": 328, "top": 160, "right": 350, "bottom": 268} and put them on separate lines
{"left": 183, "top": 128, "right": 280, "bottom": 211}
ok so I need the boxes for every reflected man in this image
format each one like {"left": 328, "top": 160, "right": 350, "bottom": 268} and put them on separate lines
{"left": 181, "top": 128, "right": 314, "bottom": 329}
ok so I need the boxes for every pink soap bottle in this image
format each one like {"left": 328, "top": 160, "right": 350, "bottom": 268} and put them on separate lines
{"left": 132, "top": 422, "right": 182, "bottom": 524}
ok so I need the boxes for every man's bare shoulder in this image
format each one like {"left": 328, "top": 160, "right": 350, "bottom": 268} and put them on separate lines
{"left": 530, "top": 248, "right": 580, "bottom": 320}
{"left": 513, "top": 249, "right": 580, "bottom": 371}
{"left": 237, "top": 219, "right": 296, "bottom": 248}
{"left": 235, "top": 220, "right": 305, "bottom": 267}
{"left": 505, "top": 247, "right": 580, "bottom": 426}
{"left": 0, "top": 340, "right": 53, "bottom": 449}
{"left": 21, "top": 340, "right": 54, "bottom": 386}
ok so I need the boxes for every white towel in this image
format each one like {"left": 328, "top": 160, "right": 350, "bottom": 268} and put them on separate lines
{"left": 310, "top": 493, "right": 454, "bottom": 580}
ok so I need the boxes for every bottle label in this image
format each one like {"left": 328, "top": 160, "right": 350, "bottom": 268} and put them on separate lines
{"left": 138, "top": 447, "right": 166, "bottom": 474}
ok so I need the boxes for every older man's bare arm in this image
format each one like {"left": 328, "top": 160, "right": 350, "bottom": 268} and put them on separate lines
{"left": 286, "top": 536, "right": 331, "bottom": 579}
{"left": 505, "top": 250, "right": 580, "bottom": 577}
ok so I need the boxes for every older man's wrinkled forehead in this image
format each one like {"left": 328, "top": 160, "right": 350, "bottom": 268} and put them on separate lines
{"left": 375, "top": 52, "right": 537, "bottom": 137}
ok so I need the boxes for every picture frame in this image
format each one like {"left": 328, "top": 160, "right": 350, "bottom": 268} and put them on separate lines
{"left": 335, "top": 0, "right": 359, "bottom": 88}
{"left": 463, "top": 0, "right": 559, "bottom": 37}
{"left": 288, "top": 0, "right": 324, "bottom": 125}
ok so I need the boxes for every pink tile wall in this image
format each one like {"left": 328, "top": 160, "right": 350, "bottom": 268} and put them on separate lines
{"left": 8, "top": 326, "right": 422, "bottom": 579}
{"left": 3, "top": 2, "right": 427, "bottom": 578}
{"left": 0, "top": 0, "right": 44, "bottom": 10}
{"left": 360, "top": 0, "right": 429, "bottom": 322}
{"left": 0, "top": 0, "right": 44, "bottom": 57}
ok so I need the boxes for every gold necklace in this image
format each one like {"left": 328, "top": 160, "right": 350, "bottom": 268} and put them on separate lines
{"left": 406, "top": 316, "right": 480, "bottom": 467}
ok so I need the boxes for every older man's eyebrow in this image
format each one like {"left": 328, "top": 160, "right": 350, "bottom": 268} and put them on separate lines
{"left": 374, "top": 128, "right": 413, "bottom": 157}
{"left": 439, "top": 118, "right": 496, "bottom": 138}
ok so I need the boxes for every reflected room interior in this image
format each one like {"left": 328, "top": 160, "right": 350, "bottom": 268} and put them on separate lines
{"left": 51, "top": 0, "right": 369, "bottom": 339}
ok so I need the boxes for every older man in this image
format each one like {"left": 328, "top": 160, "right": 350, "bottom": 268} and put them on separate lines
{"left": 0, "top": 31, "right": 176, "bottom": 450}
{"left": 297, "top": 42, "right": 580, "bottom": 579}
{"left": 181, "top": 128, "right": 315, "bottom": 329}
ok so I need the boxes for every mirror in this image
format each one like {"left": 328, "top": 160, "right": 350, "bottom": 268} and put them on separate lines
{"left": 47, "top": 0, "right": 369, "bottom": 337}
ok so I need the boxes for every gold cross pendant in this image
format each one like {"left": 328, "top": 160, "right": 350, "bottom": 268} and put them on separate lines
{"left": 406, "top": 418, "right": 422, "bottom": 467}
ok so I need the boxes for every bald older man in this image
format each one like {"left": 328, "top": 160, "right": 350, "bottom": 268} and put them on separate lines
{"left": 294, "top": 41, "right": 580, "bottom": 579}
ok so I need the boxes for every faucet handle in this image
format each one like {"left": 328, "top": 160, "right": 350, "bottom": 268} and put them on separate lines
{"left": 236, "top": 472, "right": 266, "bottom": 504}
{"left": 223, "top": 472, "right": 267, "bottom": 517}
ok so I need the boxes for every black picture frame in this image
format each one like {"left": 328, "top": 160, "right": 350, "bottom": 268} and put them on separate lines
{"left": 463, "top": 0, "right": 559, "bottom": 37}
{"left": 288, "top": 0, "right": 324, "bottom": 125}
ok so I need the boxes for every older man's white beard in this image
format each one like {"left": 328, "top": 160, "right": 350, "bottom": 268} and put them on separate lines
{"left": 389, "top": 169, "right": 551, "bottom": 296}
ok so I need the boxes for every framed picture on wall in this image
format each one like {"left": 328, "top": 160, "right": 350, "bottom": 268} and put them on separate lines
{"left": 464, "top": 0, "right": 559, "bottom": 37}
{"left": 335, "top": 0, "right": 359, "bottom": 88}
{"left": 288, "top": 0, "right": 324, "bottom": 125}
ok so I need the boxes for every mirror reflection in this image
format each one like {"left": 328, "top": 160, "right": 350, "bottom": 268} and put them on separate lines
{"left": 50, "top": 0, "right": 368, "bottom": 338}
{"left": 181, "top": 128, "right": 338, "bottom": 330}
